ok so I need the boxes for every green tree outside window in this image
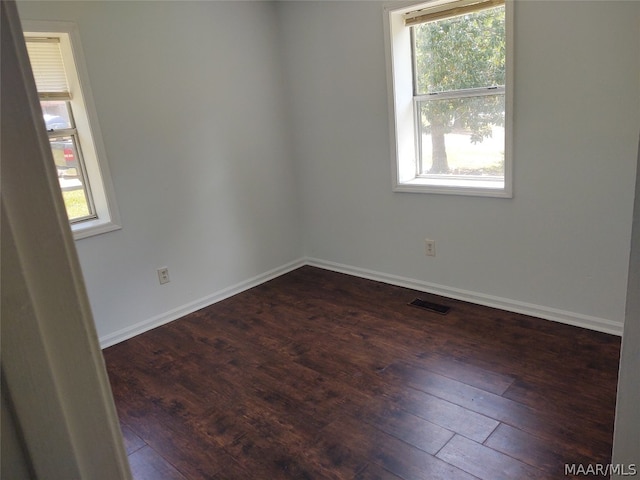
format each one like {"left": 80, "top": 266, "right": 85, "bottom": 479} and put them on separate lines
{"left": 413, "top": 6, "right": 505, "bottom": 174}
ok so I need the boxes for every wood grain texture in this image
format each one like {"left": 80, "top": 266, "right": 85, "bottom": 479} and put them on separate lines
{"left": 128, "top": 446, "right": 188, "bottom": 480}
{"left": 104, "top": 266, "right": 620, "bottom": 480}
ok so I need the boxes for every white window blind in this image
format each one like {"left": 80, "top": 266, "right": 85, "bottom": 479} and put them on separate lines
{"left": 404, "top": 0, "right": 504, "bottom": 26}
{"left": 25, "top": 38, "right": 71, "bottom": 100}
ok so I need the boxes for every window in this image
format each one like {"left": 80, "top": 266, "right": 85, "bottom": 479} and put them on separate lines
{"left": 24, "top": 22, "right": 121, "bottom": 238}
{"left": 385, "top": 0, "right": 513, "bottom": 197}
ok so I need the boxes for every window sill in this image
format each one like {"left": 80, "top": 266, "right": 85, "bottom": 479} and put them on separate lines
{"left": 394, "top": 176, "right": 512, "bottom": 198}
{"left": 71, "top": 218, "right": 121, "bottom": 240}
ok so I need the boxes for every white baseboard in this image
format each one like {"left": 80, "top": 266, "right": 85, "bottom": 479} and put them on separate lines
{"left": 100, "top": 256, "right": 623, "bottom": 348}
{"left": 99, "top": 258, "right": 306, "bottom": 348}
{"left": 306, "top": 257, "right": 624, "bottom": 336}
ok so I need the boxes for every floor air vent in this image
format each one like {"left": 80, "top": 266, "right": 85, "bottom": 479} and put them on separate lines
{"left": 408, "top": 298, "right": 450, "bottom": 315}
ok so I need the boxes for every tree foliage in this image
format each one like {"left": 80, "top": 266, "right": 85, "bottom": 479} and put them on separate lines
{"left": 413, "top": 6, "right": 505, "bottom": 173}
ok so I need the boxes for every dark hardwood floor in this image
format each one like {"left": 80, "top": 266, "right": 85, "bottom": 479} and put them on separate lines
{"left": 103, "top": 266, "right": 621, "bottom": 480}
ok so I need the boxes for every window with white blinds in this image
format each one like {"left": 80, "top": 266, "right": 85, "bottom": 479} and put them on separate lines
{"left": 24, "top": 23, "right": 120, "bottom": 239}
{"left": 25, "top": 38, "right": 71, "bottom": 99}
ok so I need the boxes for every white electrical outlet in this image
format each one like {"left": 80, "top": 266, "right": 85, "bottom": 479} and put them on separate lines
{"left": 157, "top": 267, "right": 170, "bottom": 284}
{"left": 425, "top": 239, "right": 436, "bottom": 257}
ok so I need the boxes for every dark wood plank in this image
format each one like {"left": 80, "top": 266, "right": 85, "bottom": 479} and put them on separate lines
{"left": 316, "top": 415, "right": 477, "bottom": 480}
{"left": 102, "top": 266, "right": 620, "bottom": 480}
{"left": 221, "top": 431, "right": 340, "bottom": 480}
{"left": 353, "top": 463, "right": 404, "bottom": 480}
{"left": 119, "top": 403, "right": 245, "bottom": 480}
{"left": 356, "top": 403, "right": 455, "bottom": 455}
{"left": 406, "top": 350, "right": 516, "bottom": 395}
{"left": 436, "top": 435, "right": 548, "bottom": 480}
{"left": 128, "top": 446, "right": 188, "bottom": 480}
{"left": 384, "top": 385, "right": 499, "bottom": 443}
{"left": 120, "top": 423, "right": 147, "bottom": 456}
{"left": 382, "top": 361, "right": 615, "bottom": 460}
{"left": 484, "top": 423, "right": 598, "bottom": 476}
{"left": 502, "top": 376, "right": 617, "bottom": 436}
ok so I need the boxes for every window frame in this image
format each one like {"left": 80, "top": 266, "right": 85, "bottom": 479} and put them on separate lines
{"left": 384, "top": 0, "right": 514, "bottom": 198}
{"left": 42, "top": 99, "right": 97, "bottom": 222}
{"left": 23, "top": 21, "right": 121, "bottom": 239}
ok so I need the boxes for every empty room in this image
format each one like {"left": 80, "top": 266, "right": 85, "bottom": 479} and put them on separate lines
{"left": 3, "top": 0, "right": 639, "bottom": 479}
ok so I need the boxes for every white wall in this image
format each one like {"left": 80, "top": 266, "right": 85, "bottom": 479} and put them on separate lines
{"left": 278, "top": 0, "right": 640, "bottom": 333}
{"left": 17, "top": 0, "right": 640, "bottom": 341}
{"left": 18, "top": 1, "right": 303, "bottom": 344}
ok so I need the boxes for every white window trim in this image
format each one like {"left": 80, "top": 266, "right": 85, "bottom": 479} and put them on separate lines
{"left": 383, "top": 0, "right": 514, "bottom": 198}
{"left": 23, "top": 20, "right": 121, "bottom": 239}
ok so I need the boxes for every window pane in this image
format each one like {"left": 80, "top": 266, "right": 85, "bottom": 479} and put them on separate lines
{"left": 41, "top": 100, "right": 72, "bottom": 130}
{"left": 50, "top": 136, "right": 93, "bottom": 221}
{"left": 418, "top": 94, "right": 504, "bottom": 177}
{"left": 413, "top": 6, "right": 505, "bottom": 95}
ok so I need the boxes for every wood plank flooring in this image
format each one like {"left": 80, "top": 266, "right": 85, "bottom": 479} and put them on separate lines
{"left": 103, "top": 266, "right": 621, "bottom": 480}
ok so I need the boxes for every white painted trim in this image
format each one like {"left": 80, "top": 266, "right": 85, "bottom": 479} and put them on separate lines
{"left": 306, "top": 257, "right": 623, "bottom": 336}
{"left": 99, "top": 258, "right": 306, "bottom": 348}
